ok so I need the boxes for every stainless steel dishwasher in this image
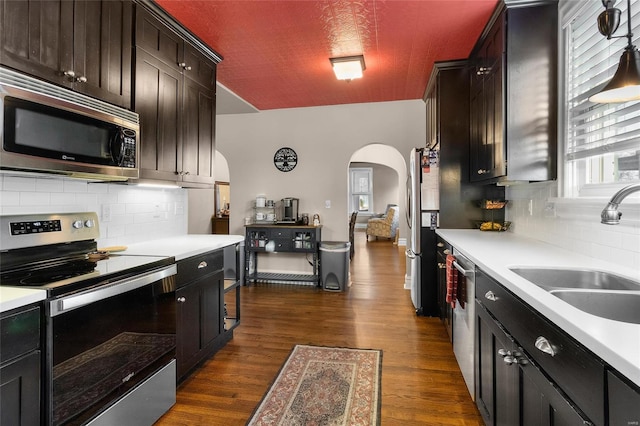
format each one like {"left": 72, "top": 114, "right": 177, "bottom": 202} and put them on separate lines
{"left": 452, "top": 249, "right": 476, "bottom": 400}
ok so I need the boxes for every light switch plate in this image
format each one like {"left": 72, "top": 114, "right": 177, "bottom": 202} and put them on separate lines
{"left": 325, "top": 200, "right": 331, "bottom": 208}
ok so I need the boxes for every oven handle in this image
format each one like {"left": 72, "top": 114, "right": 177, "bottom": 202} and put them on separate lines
{"left": 49, "top": 264, "right": 177, "bottom": 316}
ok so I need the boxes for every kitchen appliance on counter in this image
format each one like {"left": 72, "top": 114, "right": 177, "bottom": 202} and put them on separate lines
{"left": 278, "top": 197, "right": 300, "bottom": 224}
{"left": 406, "top": 147, "right": 482, "bottom": 316}
{"left": 0, "top": 212, "right": 176, "bottom": 426}
{"left": 0, "top": 67, "right": 139, "bottom": 181}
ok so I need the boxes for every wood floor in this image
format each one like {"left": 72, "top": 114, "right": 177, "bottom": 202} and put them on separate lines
{"left": 156, "top": 230, "right": 483, "bottom": 425}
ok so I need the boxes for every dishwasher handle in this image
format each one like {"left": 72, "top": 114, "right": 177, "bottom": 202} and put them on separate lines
{"left": 453, "top": 260, "right": 474, "bottom": 278}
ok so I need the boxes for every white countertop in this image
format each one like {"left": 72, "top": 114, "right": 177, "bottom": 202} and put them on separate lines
{"left": 0, "top": 287, "right": 46, "bottom": 313}
{"left": 436, "top": 229, "right": 640, "bottom": 387}
{"left": 121, "top": 234, "right": 244, "bottom": 261}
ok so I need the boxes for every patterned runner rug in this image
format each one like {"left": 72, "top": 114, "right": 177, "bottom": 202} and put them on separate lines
{"left": 247, "top": 345, "right": 382, "bottom": 426}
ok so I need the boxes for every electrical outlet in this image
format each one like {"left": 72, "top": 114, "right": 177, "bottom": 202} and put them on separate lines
{"left": 528, "top": 199, "right": 534, "bottom": 216}
{"left": 101, "top": 204, "right": 111, "bottom": 222}
{"left": 544, "top": 201, "right": 556, "bottom": 218}
{"left": 174, "top": 202, "right": 184, "bottom": 215}
{"left": 325, "top": 200, "right": 331, "bottom": 209}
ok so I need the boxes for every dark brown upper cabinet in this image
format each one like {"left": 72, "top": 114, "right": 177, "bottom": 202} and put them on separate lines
{"left": 134, "top": 4, "right": 218, "bottom": 187}
{"left": 469, "top": 0, "right": 558, "bottom": 183}
{"left": 0, "top": 0, "right": 133, "bottom": 108}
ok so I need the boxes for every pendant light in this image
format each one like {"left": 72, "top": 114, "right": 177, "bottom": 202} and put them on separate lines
{"left": 589, "top": 0, "right": 640, "bottom": 103}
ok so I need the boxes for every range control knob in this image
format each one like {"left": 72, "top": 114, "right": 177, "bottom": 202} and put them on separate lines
{"left": 84, "top": 219, "right": 95, "bottom": 228}
{"left": 72, "top": 220, "right": 84, "bottom": 229}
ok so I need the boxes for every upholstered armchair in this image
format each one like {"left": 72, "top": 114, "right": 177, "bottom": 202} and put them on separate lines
{"left": 366, "top": 205, "right": 398, "bottom": 241}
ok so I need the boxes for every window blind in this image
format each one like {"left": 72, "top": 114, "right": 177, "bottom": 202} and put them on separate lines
{"left": 565, "top": 0, "right": 640, "bottom": 181}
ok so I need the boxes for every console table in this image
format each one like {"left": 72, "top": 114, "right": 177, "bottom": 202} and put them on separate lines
{"left": 244, "top": 224, "right": 322, "bottom": 285}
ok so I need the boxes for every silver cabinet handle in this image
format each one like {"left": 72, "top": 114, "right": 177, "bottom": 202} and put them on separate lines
{"left": 198, "top": 261, "right": 208, "bottom": 269}
{"left": 535, "top": 336, "right": 557, "bottom": 357}
{"left": 443, "top": 249, "right": 450, "bottom": 255}
{"left": 437, "top": 242, "right": 444, "bottom": 248}
{"left": 64, "top": 70, "right": 76, "bottom": 78}
{"left": 478, "top": 169, "right": 489, "bottom": 175}
{"left": 76, "top": 75, "right": 87, "bottom": 83}
{"left": 484, "top": 291, "right": 498, "bottom": 301}
{"left": 177, "top": 297, "right": 186, "bottom": 303}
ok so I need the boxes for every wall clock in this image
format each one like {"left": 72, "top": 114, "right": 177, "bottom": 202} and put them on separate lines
{"left": 273, "top": 147, "right": 298, "bottom": 172}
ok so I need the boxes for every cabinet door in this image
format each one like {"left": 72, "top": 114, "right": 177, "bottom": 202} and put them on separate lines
{"left": 608, "top": 371, "right": 640, "bottom": 426}
{"left": 0, "top": 0, "right": 73, "bottom": 86}
{"left": 476, "top": 301, "right": 519, "bottom": 425}
{"left": 181, "top": 73, "right": 215, "bottom": 184}
{"left": 0, "top": 351, "right": 41, "bottom": 426}
{"left": 135, "top": 5, "right": 183, "bottom": 70}
{"left": 1, "top": 0, "right": 131, "bottom": 107}
{"left": 72, "top": 0, "right": 132, "bottom": 107}
{"left": 176, "top": 283, "right": 200, "bottom": 379}
{"left": 201, "top": 271, "right": 222, "bottom": 347}
{"left": 470, "top": 12, "right": 505, "bottom": 182}
{"left": 135, "top": 48, "right": 182, "bottom": 182}
{"left": 183, "top": 42, "right": 216, "bottom": 88}
{"left": 520, "top": 354, "right": 591, "bottom": 425}
{"left": 469, "top": 68, "right": 484, "bottom": 183}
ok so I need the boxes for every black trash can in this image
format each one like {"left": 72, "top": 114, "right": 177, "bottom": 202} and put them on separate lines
{"left": 319, "top": 241, "right": 351, "bottom": 291}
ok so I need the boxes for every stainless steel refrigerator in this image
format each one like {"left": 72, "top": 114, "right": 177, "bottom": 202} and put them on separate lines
{"left": 406, "top": 147, "right": 439, "bottom": 315}
{"left": 406, "top": 146, "right": 484, "bottom": 316}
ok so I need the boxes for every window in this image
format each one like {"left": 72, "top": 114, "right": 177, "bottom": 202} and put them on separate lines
{"left": 349, "top": 168, "right": 373, "bottom": 213}
{"left": 564, "top": 0, "right": 640, "bottom": 197}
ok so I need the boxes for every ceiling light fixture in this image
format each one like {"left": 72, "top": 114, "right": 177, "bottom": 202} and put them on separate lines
{"left": 330, "top": 55, "right": 366, "bottom": 81}
{"left": 589, "top": 0, "right": 640, "bottom": 103}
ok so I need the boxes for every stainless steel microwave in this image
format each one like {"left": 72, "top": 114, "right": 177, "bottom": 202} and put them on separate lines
{"left": 0, "top": 67, "right": 139, "bottom": 181}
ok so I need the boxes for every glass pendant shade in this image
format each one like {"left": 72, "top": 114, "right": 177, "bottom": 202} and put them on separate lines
{"left": 589, "top": 46, "right": 640, "bottom": 102}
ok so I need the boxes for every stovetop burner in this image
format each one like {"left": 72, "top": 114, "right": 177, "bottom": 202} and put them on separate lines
{"left": 7, "top": 259, "right": 98, "bottom": 286}
{"left": 0, "top": 212, "right": 175, "bottom": 297}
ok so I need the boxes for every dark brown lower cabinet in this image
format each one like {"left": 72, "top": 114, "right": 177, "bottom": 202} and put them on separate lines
{"left": 0, "top": 351, "right": 41, "bottom": 426}
{"left": 476, "top": 302, "right": 591, "bottom": 425}
{"left": 0, "top": 305, "right": 41, "bottom": 426}
{"left": 175, "top": 250, "right": 229, "bottom": 382}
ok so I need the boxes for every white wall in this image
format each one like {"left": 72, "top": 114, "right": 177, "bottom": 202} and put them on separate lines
{"left": 216, "top": 100, "right": 424, "bottom": 273}
{"left": 217, "top": 100, "right": 423, "bottom": 239}
{"left": 187, "top": 188, "right": 215, "bottom": 234}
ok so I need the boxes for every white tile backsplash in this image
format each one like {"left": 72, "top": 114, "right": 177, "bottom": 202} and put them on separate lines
{"left": 506, "top": 181, "right": 640, "bottom": 270}
{"left": 0, "top": 174, "right": 188, "bottom": 247}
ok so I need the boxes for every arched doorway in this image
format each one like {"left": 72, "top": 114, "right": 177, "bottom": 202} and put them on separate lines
{"left": 348, "top": 144, "right": 407, "bottom": 246}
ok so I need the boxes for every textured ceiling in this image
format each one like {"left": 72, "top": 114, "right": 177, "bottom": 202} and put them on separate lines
{"left": 154, "top": 0, "right": 499, "bottom": 111}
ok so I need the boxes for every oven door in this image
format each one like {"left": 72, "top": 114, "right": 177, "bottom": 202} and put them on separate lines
{"left": 45, "top": 265, "right": 177, "bottom": 426}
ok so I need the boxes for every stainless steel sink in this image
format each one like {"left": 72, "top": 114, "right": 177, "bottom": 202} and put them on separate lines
{"left": 549, "top": 290, "right": 640, "bottom": 324}
{"left": 509, "top": 267, "right": 640, "bottom": 291}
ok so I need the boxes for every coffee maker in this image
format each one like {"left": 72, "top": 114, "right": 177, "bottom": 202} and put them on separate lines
{"left": 279, "top": 197, "right": 299, "bottom": 223}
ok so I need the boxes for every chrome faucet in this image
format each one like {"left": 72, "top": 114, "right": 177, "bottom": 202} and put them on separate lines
{"left": 601, "top": 183, "right": 640, "bottom": 224}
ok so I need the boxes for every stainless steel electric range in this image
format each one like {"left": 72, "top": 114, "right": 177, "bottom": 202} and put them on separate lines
{"left": 0, "top": 212, "right": 177, "bottom": 426}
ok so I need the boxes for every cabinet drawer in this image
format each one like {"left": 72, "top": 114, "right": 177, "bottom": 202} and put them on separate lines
{"left": 270, "top": 228, "right": 293, "bottom": 240}
{"left": 476, "top": 270, "right": 605, "bottom": 425}
{"left": 176, "top": 250, "right": 223, "bottom": 287}
{"left": 0, "top": 306, "right": 40, "bottom": 364}
{"left": 608, "top": 370, "right": 640, "bottom": 425}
